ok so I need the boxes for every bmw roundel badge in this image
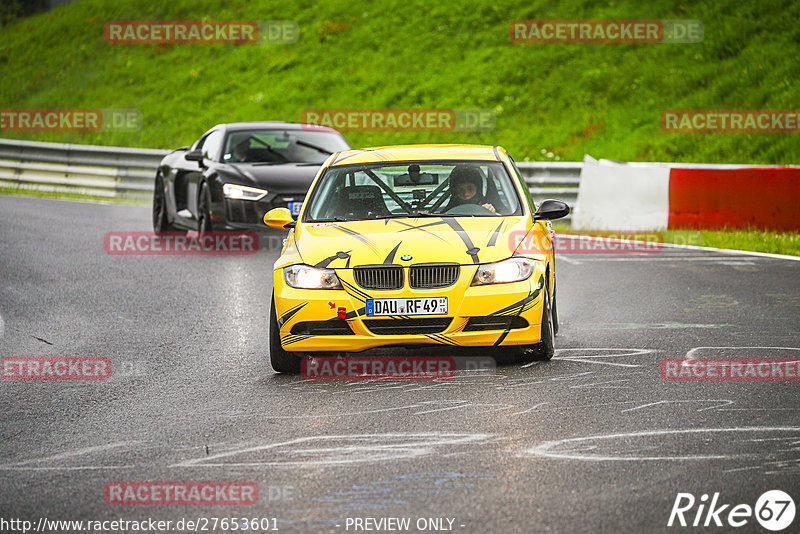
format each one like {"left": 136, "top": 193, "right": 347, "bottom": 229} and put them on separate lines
{"left": 400, "top": 254, "right": 413, "bottom": 261}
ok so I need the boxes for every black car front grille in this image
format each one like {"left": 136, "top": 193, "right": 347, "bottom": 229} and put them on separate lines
{"left": 290, "top": 320, "right": 354, "bottom": 336}
{"left": 409, "top": 264, "right": 459, "bottom": 289}
{"left": 363, "top": 318, "right": 452, "bottom": 335}
{"left": 354, "top": 266, "right": 404, "bottom": 290}
{"left": 462, "top": 316, "right": 529, "bottom": 332}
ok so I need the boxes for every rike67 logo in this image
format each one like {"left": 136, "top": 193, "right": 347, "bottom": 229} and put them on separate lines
{"left": 668, "top": 490, "right": 795, "bottom": 531}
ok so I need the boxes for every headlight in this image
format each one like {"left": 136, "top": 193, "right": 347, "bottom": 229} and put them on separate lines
{"left": 284, "top": 264, "right": 343, "bottom": 290}
{"left": 471, "top": 257, "right": 537, "bottom": 286}
{"left": 223, "top": 184, "right": 268, "bottom": 201}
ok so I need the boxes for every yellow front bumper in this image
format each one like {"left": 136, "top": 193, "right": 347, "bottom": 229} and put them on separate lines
{"left": 273, "top": 264, "right": 546, "bottom": 353}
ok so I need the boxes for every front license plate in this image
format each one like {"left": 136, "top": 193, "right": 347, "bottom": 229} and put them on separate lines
{"left": 288, "top": 202, "right": 302, "bottom": 216}
{"left": 365, "top": 297, "right": 448, "bottom": 317}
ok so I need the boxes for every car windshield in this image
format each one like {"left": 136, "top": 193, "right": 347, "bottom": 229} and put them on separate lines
{"left": 222, "top": 129, "right": 349, "bottom": 164}
{"left": 304, "top": 160, "right": 522, "bottom": 221}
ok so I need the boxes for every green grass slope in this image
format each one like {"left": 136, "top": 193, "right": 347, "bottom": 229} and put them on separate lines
{"left": 1, "top": 0, "right": 798, "bottom": 163}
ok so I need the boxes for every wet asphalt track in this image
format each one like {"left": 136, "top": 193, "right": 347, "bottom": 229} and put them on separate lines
{"left": 0, "top": 194, "right": 799, "bottom": 533}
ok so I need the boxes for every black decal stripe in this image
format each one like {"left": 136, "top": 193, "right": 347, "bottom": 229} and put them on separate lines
{"left": 282, "top": 334, "right": 312, "bottom": 346}
{"left": 493, "top": 329, "right": 512, "bottom": 346}
{"left": 341, "top": 279, "right": 371, "bottom": 302}
{"left": 393, "top": 219, "right": 449, "bottom": 241}
{"left": 278, "top": 303, "right": 308, "bottom": 327}
{"left": 488, "top": 276, "right": 544, "bottom": 317}
{"left": 424, "top": 334, "right": 448, "bottom": 346}
{"left": 487, "top": 221, "right": 504, "bottom": 247}
{"left": 494, "top": 276, "right": 541, "bottom": 346}
{"left": 397, "top": 220, "right": 449, "bottom": 231}
{"left": 431, "top": 333, "right": 459, "bottom": 346}
{"left": 315, "top": 255, "right": 338, "bottom": 268}
{"left": 315, "top": 250, "right": 352, "bottom": 269}
{"left": 334, "top": 225, "right": 381, "bottom": 256}
{"left": 442, "top": 217, "right": 480, "bottom": 264}
{"left": 383, "top": 242, "right": 402, "bottom": 264}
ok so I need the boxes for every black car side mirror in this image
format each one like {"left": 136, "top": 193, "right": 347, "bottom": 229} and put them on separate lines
{"left": 185, "top": 149, "right": 204, "bottom": 162}
{"left": 533, "top": 199, "right": 570, "bottom": 221}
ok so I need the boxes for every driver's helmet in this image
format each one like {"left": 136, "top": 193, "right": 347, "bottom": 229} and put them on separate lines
{"left": 449, "top": 166, "right": 483, "bottom": 193}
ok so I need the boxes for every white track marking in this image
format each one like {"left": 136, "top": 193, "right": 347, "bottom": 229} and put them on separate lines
{"left": 685, "top": 346, "right": 800, "bottom": 358}
{"left": 557, "top": 255, "right": 582, "bottom": 265}
{"left": 621, "top": 400, "right": 735, "bottom": 413}
{"left": 523, "top": 427, "right": 800, "bottom": 461}
{"left": 681, "top": 346, "right": 800, "bottom": 367}
{"left": 557, "top": 234, "right": 800, "bottom": 262}
{"left": 172, "top": 433, "right": 493, "bottom": 468}
{"left": 0, "top": 442, "right": 139, "bottom": 470}
{"left": 568, "top": 256, "right": 764, "bottom": 262}
{"left": 556, "top": 347, "right": 657, "bottom": 368}
{"left": 509, "top": 402, "right": 549, "bottom": 415}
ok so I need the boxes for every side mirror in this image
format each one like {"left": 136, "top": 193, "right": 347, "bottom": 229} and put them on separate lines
{"left": 185, "top": 149, "right": 204, "bottom": 162}
{"left": 263, "top": 207, "right": 296, "bottom": 229}
{"left": 533, "top": 199, "right": 570, "bottom": 221}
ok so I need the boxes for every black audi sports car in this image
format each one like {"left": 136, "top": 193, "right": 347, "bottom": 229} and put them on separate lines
{"left": 152, "top": 121, "right": 350, "bottom": 232}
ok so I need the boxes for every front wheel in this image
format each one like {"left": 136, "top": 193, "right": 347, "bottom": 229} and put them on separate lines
{"left": 269, "top": 296, "right": 301, "bottom": 374}
{"left": 197, "top": 181, "right": 213, "bottom": 234}
{"left": 552, "top": 277, "right": 559, "bottom": 336}
{"left": 530, "top": 279, "right": 555, "bottom": 361}
{"left": 153, "top": 173, "right": 179, "bottom": 234}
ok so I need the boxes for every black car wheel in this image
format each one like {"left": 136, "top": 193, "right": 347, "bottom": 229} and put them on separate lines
{"left": 552, "top": 277, "right": 559, "bottom": 336}
{"left": 270, "top": 296, "right": 301, "bottom": 374}
{"left": 530, "top": 278, "right": 555, "bottom": 361}
{"left": 197, "top": 181, "right": 213, "bottom": 234}
{"left": 153, "top": 173, "right": 179, "bottom": 234}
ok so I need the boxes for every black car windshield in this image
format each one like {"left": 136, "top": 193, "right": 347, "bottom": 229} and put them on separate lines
{"left": 304, "top": 161, "right": 522, "bottom": 221}
{"left": 222, "top": 129, "right": 349, "bottom": 164}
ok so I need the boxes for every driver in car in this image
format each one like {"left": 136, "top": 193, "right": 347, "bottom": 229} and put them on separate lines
{"left": 446, "top": 166, "right": 496, "bottom": 213}
{"left": 229, "top": 139, "right": 250, "bottom": 162}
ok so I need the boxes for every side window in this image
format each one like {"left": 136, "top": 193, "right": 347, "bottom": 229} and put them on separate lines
{"left": 508, "top": 155, "right": 536, "bottom": 212}
{"left": 201, "top": 130, "right": 223, "bottom": 161}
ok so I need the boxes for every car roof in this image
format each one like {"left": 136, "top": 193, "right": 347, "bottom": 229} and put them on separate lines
{"left": 210, "top": 122, "right": 340, "bottom": 133}
{"left": 330, "top": 144, "right": 506, "bottom": 166}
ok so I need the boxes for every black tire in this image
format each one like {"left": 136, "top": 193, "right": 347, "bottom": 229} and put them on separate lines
{"left": 530, "top": 278, "right": 555, "bottom": 361}
{"left": 269, "top": 296, "right": 301, "bottom": 374}
{"left": 552, "top": 277, "right": 559, "bottom": 336}
{"left": 197, "top": 181, "right": 213, "bottom": 234}
{"left": 153, "top": 173, "right": 175, "bottom": 234}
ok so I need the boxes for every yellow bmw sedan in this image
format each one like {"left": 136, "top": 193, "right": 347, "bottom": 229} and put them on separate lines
{"left": 263, "top": 144, "right": 569, "bottom": 373}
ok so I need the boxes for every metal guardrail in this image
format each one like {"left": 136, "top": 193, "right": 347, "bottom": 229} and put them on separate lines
{"left": 0, "top": 138, "right": 168, "bottom": 199}
{"left": 0, "top": 139, "right": 581, "bottom": 209}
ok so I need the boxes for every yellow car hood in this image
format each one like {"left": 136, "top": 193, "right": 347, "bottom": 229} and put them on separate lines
{"left": 294, "top": 216, "right": 541, "bottom": 268}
